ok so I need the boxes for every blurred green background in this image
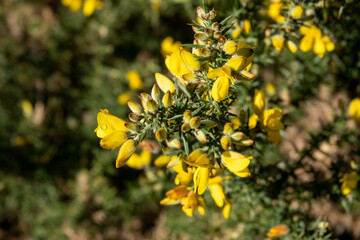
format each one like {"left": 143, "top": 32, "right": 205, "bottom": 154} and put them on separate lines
{"left": 1, "top": 0, "right": 360, "bottom": 239}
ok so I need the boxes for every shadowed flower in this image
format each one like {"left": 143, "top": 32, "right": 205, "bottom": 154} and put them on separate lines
{"left": 340, "top": 171, "right": 358, "bottom": 195}
{"left": 266, "top": 224, "right": 290, "bottom": 238}
{"left": 349, "top": 98, "right": 360, "bottom": 124}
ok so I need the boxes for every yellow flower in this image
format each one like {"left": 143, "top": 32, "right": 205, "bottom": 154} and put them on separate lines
{"left": 161, "top": 36, "right": 181, "bottom": 56}
{"left": 221, "top": 151, "right": 252, "bottom": 177}
{"left": 94, "top": 109, "right": 127, "bottom": 138}
{"left": 349, "top": 98, "right": 360, "bottom": 124}
{"left": 154, "top": 155, "right": 170, "bottom": 167}
{"left": 267, "top": 1, "right": 285, "bottom": 23}
{"left": 287, "top": 40, "right": 298, "bottom": 53}
{"left": 61, "top": 0, "right": 102, "bottom": 16}
{"left": 181, "top": 191, "right": 205, "bottom": 216}
{"left": 223, "top": 41, "right": 238, "bottom": 55}
{"left": 299, "top": 25, "right": 334, "bottom": 58}
{"left": 254, "top": 89, "right": 266, "bottom": 116}
{"left": 266, "top": 83, "right": 276, "bottom": 96}
{"left": 211, "top": 76, "right": 230, "bottom": 102}
{"left": 243, "top": 19, "right": 251, "bottom": 35}
{"left": 116, "top": 139, "right": 136, "bottom": 168}
{"left": 261, "top": 108, "right": 284, "bottom": 145}
{"left": 160, "top": 186, "right": 189, "bottom": 205}
{"left": 272, "top": 35, "right": 285, "bottom": 52}
{"left": 291, "top": 6, "right": 303, "bottom": 19}
{"left": 232, "top": 25, "right": 242, "bottom": 39}
{"left": 117, "top": 92, "right": 132, "bottom": 105}
{"left": 155, "top": 73, "right": 175, "bottom": 93}
{"left": 340, "top": 172, "right": 358, "bottom": 195}
{"left": 193, "top": 167, "right": 209, "bottom": 195}
{"left": 126, "top": 151, "right": 152, "bottom": 169}
{"left": 126, "top": 70, "right": 144, "bottom": 90}
{"left": 267, "top": 224, "right": 290, "bottom": 238}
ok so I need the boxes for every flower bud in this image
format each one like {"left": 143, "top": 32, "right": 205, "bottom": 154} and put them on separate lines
{"left": 194, "top": 33, "right": 207, "bottom": 42}
{"left": 209, "top": 10, "right": 216, "bottom": 19}
{"left": 204, "top": 27, "right": 212, "bottom": 37}
{"left": 200, "top": 48, "right": 211, "bottom": 57}
{"left": 196, "top": 7, "right": 205, "bottom": 18}
{"left": 162, "top": 90, "right": 172, "bottom": 108}
{"left": 147, "top": 99, "right": 158, "bottom": 114}
{"left": 195, "top": 129, "right": 207, "bottom": 143}
{"left": 192, "top": 25, "right": 202, "bottom": 33}
{"left": 239, "top": 71, "right": 256, "bottom": 81}
{"left": 127, "top": 100, "right": 143, "bottom": 114}
{"left": 151, "top": 84, "right": 161, "bottom": 103}
{"left": 140, "top": 93, "right": 152, "bottom": 112}
{"left": 218, "top": 36, "right": 226, "bottom": 44}
{"left": 200, "top": 120, "right": 218, "bottom": 129}
{"left": 211, "top": 22, "right": 219, "bottom": 31}
{"left": 190, "top": 116, "right": 201, "bottom": 129}
{"left": 181, "top": 123, "right": 191, "bottom": 132}
{"left": 125, "top": 122, "right": 139, "bottom": 132}
{"left": 221, "top": 136, "right": 231, "bottom": 150}
{"left": 183, "top": 110, "right": 192, "bottom": 123}
{"left": 223, "top": 123, "right": 234, "bottom": 135}
{"left": 233, "top": 138, "right": 254, "bottom": 146}
{"left": 166, "top": 138, "right": 181, "bottom": 149}
{"left": 155, "top": 128, "right": 167, "bottom": 141}
{"left": 129, "top": 113, "right": 140, "bottom": 122}
{"left": 213, "top": 31, "right": 222, "bottom": 40}
{"left": 230, "top": 132, "right": 245, "bottom": 141}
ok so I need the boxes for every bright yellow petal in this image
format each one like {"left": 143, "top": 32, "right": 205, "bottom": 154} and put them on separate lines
{"left": 211, "top": 76, "right": 230, "bottom": 101}
{"left": 116, "top": 140, "right": 136, "bottom": 168}
{"left": 194, "top": 167, "right": 209, "bottom": 195}
{"left": 209, "top": 184, "right": 225, "bottom": 207}
{"left": 83, "top": 0, "right": 97, "bottom": 16}
{"left": 223, "top": 41, "right": 238, "bottom": 55}
{"left": 300, "top": 34, "right": 314, "bottom": 52}
{"left": 233, "top": 167, "right": 251, "bottom": 178}
{"left": 100, "top": 130, "right": 127, "bottom": 149}
{"left": 227, "top": 56, "right": 247, "bottom": 72}
{"left": 248, "top": 113, "right": 258, "bottom": 129}
{"left": 254, "top": 89, "right": 266, "bottom": 116}
{"left": 180, "top": 49, "right": 200, "bottom": 72}
{"left": 155, "top": 73, "right": 175, "bottom": 93}
{"left": 221, "top": 151, "right": 251, "bottom": 173}
{"left": 154, "top": 155, "right": 170, "bottom": 167}
{"left": 94, "top": 109, "right": 127, "bottom": 138}
{"left": 349, "top": 98, "right": 360, "bottom": 123}
{"left": 272, "top": 35, "right": 285, "bottom": 52}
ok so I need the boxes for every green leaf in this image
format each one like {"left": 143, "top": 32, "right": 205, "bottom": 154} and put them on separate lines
{"left": 177, "top": 80, "right": 191, "bottom": 98}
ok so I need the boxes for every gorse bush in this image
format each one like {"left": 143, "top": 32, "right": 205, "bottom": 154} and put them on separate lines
{"left": 1, "top": 0, "right": 360, "bottom": 239}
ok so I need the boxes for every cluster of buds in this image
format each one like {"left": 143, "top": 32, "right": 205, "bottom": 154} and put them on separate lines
{"left": 95, "top": 6, "right": 284, "bottom": 218}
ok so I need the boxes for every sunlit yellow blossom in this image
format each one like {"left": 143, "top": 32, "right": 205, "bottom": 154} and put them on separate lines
{"left": 126, "top": 151, "right": 152, "bottom": 169}
{"left": 211, "top": 76, "right": 230, "bottom": 101}
{"left": 161, "top": 36, "right": 182, "bottom": 56}
{"left": 94, "top": 109, "right": 127, "bottom": 138}
{"left": 291, "top": 6, "right": 303, "bottom": 19}
{"left": 272, "top": 35, "right": 285, "bottom": 52}
{"left": 243, "top": 19, "right": 251, "bottom": 35}
{"left": 61, "top": 0, "right": 103, "bottom": 16}
{"left": 173, "top": 162, "right": 194, "bottom": 186}
{"left": 267, "top": 224, "right": 290, "bottom": 238}
{"left": 222, "top": 201, "right": 231, "bottom": 219}
{"left": 349, "top": 98, "right": 360, "bottom": 124}
{"left": 340, "top": 172, "right": 358, "bottom": 195}
{"left": 262, "top": 108, "right": 284, "bottom": 145}
{"left": 155, "top": 73, "right": 175, "bottom": 93}
{"left": 287, "top": 40, "right": 298, "bottom": 53}
{"left": 117, "top": 92, "right": 132, "bottom": 105}
{"left": 126, "top": 70, "right": 144, "bottom": 90}
{"left": 116, "top": 139, "right": 136, "bottom": 168}
{"left": 181, "top": 191, "right": 205, "bottom": 216}
{"left": 221, "top": 151, "right": 252, "bottom": 176}
{"left": 160, "top": 186, "right": 189, "bottom": 205}
{"left": 223, "top": 41, "right": 238, "bottom": 55}
{"left": 300, "top": 25, "right": 335, "bottom": 57}
{"left": 254, "top": 89, "right": 266, "bottom": 116}
{"left": 267, "top": 1, "right": 285, "bottom": 23}
{"left": 194, "top": 167, "right": 209, "bottom": 195}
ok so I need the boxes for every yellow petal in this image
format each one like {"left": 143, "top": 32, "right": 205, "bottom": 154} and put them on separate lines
{"left": 83, "top": 0, "right": 97, "bottom": 16}
{"left": 254, "top": 89, "right": 266, "bottom": 116}
{"left": 116, "top": 140, "right": 136, "bottom": 168}
{"left": 267, "top": 130, "right": 282, "bottom": 145}
{"left": 154, "top": 155, "right": 170, "bottom": 167}
{"left": 165, "top": 49, "right": 192, "bottom": 77}
{"left": 222, "top": 201, "right": 231, "bottom": 219}
{"left": 248, "top": 113, "right": 258, "bottom": 129}
{"left": 291, "top": 6, "right": 303, "bottom": 19}
{"left": 94, "top": 109, "right": 127, "bottom": 138}
{"left": 300, "top": 34, "right": 314, "bottom": 52}
{"left": 194, "top": 167, "right": 209, "bottom": 195}
{"left": 209, "top": 184, "right": 225, "bottom": 207}
{"left": 221, "top": 151, "right": 251, "bottom": 173}
{"left": 223, "top": 41, "right": 238, "bottom": 55}
{"left": 227, "top": 56, "right": 247, "bottom": 72}
{"left": 272, "top": 35, "right": 285, "bottom": 52}
{"left": 155, "top": 73, "right": 175, "bottom": 93}
{"left": 233, "top": 167, "right": 251, "bottom": 178}
{"left": 211, "top": 76, "right": 230, "bottom": 101}
{"left": 126, "top": 151, "right": 151, "bottom": 169}
{"left": 180, "top": 49, "right": 200, "bottom": 72}
{"left": 349, "top": 98, "right": 360, "bottom": 123}
{"left": 243, "top": 19, "right": 251, "bottom": 34}
{"left": 126, "top": 70, "right": 144, "bottom": 90}
{"left": 100, "top": 130, "right": 127, "bottom": 149}
{"left": 287, "top": 40, "right": 298, "bottom": 53}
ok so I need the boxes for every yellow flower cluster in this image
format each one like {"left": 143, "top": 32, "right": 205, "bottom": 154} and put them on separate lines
{"left": 299, "top": 25, "right": 335, "bottom": 58}
{"left": 61, "top": 0, "right": 103, "bottom": 16}
{"left": 95, "top": 7, "right": 284, "bottom": 218}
